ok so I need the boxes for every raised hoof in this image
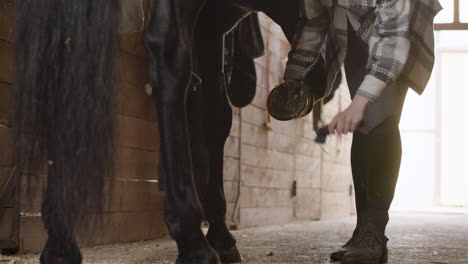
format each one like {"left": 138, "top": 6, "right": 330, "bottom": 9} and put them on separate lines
{"left": 267, "top": 81, "right": 314, "bottom": 121}
{"left": 216, "top": 245, "right": 242, "bottom": 263}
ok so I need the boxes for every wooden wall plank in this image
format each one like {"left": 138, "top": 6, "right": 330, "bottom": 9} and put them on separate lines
{"left": 0, "top": 0, "right": 14, "bottom": 43}
{"left": 19, "top": 216, "right": 46, "bottom": 254}
{"left": 119, "top": 181, "right": 163, "bottom": 212}
{"left": 0, "top": 83, "right": 13, "bottom": 127}
{"left": 120, "top": 32, "right": 146, "bottom": 58}
{"left": 10, "top": 1, "right": 167, "bottom": 251}
{"left": 0, "top": 40, "right": 14, "bottom": 84}
{"left": 115, "top": 211, "right": 154, "bottom": 242}
{"left": 19, "top": 174, "right": 45, "bottom": 214}
{"left": 114, "top": 147, "right": 158, "bottom": 180}
{"left": 79, "top": 211, "right": 167, "bottom": 247}
{"left": 78, "top": 213, "right": 120, "bottom": 246}
{"left": 20, "top": 210, "right": 167, "bottom": 254}
{"left": 81, "top": 211, "right": 167, "bottom": 248}
{"left": 0, "top": 167, "right": 14, "bottom": 200}
{"left": 22, "top": 178, "right": 164, "bottom": 214}
{"left": 116, "top": 115, "right": 159, "bottom": 151}
{"left": 148, "top": 211, "right": 167, "bottom": 239}
{"left": 0, "top": 126, "right": 14, "bottom": 167}
{"left": 118, "top": 52, "right": 148, "bottom": 88}
{"left": 0, "top": 1, "right": 18, "bottom": 248}
{"left": 101, "top": 180, "right": 163, "bottom": 213}
{"left": 116, "top": 82, "right": 157, "bottom": 122}
{"left": 0, "top": 208, "right": 18, "bottom": 249}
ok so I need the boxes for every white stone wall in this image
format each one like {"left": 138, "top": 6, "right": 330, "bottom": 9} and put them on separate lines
{"left": 320, "top": 77, "right": 356, "bottom": 220}
{"left": 223, "top": 13, "right": 355, "bottom": 228}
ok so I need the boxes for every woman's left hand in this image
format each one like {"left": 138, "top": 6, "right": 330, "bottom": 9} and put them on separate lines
{"left": 328, "top": 95, "right": 371, "bottom": 135}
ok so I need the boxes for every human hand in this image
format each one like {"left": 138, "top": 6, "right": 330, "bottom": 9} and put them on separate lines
{"left": 328, "top": 95, "right": 370, "bottom": 135}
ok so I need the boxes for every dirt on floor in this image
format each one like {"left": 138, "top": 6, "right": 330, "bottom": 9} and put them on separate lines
{"left": 1, "top": 212, "right": 468, "bottom": 264}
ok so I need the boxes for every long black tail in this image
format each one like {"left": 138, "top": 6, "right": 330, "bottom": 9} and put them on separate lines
{"left": 15, "top": 0, "right": 120, "bottom": 237}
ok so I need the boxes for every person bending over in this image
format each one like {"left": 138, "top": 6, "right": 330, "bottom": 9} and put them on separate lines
{"left": 283, "top": 0, "right": 441, "bottom": 263}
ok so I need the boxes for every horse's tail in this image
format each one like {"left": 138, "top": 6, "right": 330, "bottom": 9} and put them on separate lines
{"left": 15, "top": 0, "right": 120, "bottom": 234}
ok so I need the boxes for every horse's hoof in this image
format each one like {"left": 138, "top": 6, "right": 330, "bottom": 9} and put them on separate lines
{"left": 176, "top": 256, "right": 221, "bottom": 264}
{"left": 1, "top": 248, "right": 19, "bottom": 255}
{"left": 40, "top": 240, "right": 82, "bottom": 264}
{"left": 267, "top": 81, "right": 314, "bottom": 121}
{"left": 216, "top": 245, "right": 242, "bottom": 263}
{"left": 175, "top": 248, "right": 221, "bottom": 264}
{"left": 206, "top": 225, "right": 241, "bottom": 263}
{"left": 40, "top": 255, "right": 81, "bottom": 264}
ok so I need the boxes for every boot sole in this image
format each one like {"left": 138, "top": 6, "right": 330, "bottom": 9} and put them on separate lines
{"left": 341, "top": 255, "right": 387, "bottom": 264}
{"left": 341, "top": 260, "right": 385, "bottom": 264}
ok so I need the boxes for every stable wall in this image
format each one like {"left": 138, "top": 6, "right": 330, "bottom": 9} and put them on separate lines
{"left": 0, "top": 0, "right": 166, "bottom": 253}
{"left": 223, "top": 14, "right": 356, "bottom": 228}
{"left": 0, "top": 3, "right": 356, "bottom": 252}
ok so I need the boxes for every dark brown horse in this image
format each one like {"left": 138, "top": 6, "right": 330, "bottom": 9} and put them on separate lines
{"left": 15, "top": 0, "right": 330, "bottom": 263}
{"left": 144, "top": 1, "right": 329, "bottom": 263}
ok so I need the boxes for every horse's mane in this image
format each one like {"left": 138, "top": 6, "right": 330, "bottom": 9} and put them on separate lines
{"left": 15, "top": 0, "right": 120, "bottom": 237}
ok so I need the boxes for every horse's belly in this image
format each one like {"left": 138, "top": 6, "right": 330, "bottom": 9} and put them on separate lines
{"left": 203, "top": 0, "right": 251, "bottom": 34}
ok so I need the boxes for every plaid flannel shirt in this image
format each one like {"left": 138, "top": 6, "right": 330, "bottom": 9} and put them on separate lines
{"left": 284, "top": 0, "right": 442, "bottom": 102}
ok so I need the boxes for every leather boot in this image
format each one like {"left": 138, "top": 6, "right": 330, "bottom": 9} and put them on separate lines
{"left": 341, "top": 223, "right": 388, "bottom": 264}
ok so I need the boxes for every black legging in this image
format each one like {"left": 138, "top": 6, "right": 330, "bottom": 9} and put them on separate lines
{"left": 345, "top": 20, "right": 406, "bottom": 233}
{"left": 352, "top": 120, "right": 402, "bottom": 233}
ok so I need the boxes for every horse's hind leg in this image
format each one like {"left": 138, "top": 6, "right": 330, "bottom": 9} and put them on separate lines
{"left": 202, "top": 100, "right": 242, "bottom": 264}
{"left": 194, "top": 6, "right": 242, "bottom": 263}
{"left": 146, "top": 0, "right": 219, "bottom": 263}
{"left": 40, "top": 149, "right": 81, "bottom": 264}
{"left": 16, "top": 0, "right": 118, "bottom": 263}
{"left": 40, "top": 189, "right": 82, "bottom": 264}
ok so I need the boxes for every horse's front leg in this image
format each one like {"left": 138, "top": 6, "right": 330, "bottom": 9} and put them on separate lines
{"left": 192, "top": 5, "right": 243, "bottom": 262}
{"left": 146, "top": 0, "right": 219, "bottom": 263}
{"left": 157, "top": 94, "right": 219, "bottom": 264}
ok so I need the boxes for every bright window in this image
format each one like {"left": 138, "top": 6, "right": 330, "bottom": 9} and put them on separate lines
{"left": 460, "top": 1, "right": 468, "bottom": 23}
{"left": 435, "top": 0, "right": 468, "bottom": 30}
{"left": 435, "top": 0, "right": 454, "bottom": 23}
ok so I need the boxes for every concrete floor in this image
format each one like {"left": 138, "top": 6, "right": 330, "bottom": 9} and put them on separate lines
{"left": 2, "top": 212, "right": 468, "bottom": 264}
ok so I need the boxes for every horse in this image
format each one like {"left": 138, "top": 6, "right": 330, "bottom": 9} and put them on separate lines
{"left": 15, "top": 0, "right": 330, "bottom": 263}
{"left": 145, "top": 1, "right": 333, "bottom": 264}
